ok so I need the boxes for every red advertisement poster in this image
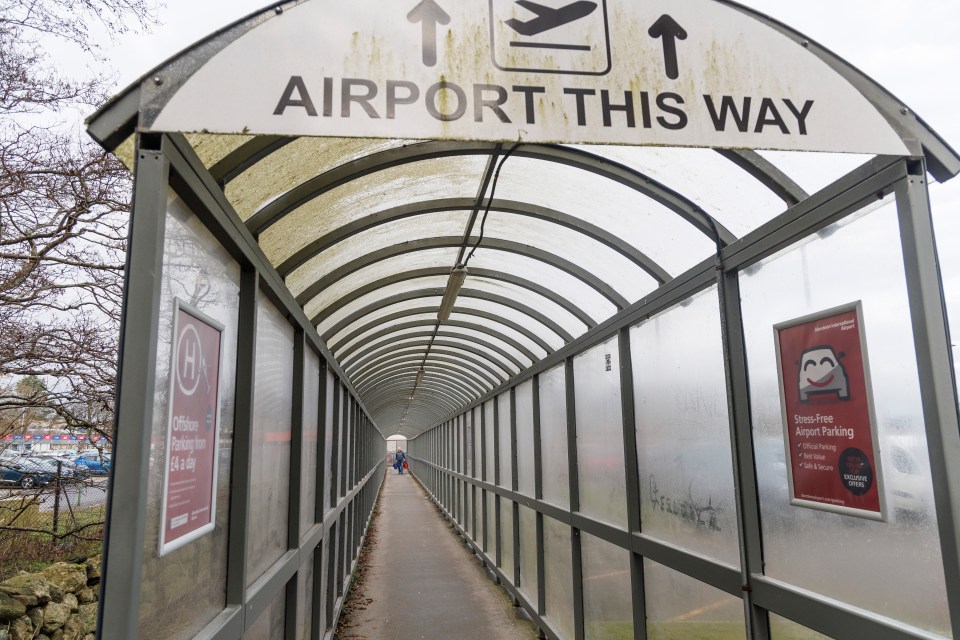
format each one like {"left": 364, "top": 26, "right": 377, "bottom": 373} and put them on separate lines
{"left": 159, "top": 300, "right": 224, "bottom": 555}
{"left": 774, "top": 302, "right": 885, "bottom": 520}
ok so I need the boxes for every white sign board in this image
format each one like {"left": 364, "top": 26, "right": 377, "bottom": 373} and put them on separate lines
{"left": 146, "top": 0, "right": 909, "bottom": 155}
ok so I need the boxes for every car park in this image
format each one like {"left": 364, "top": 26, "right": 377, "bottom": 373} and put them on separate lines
{"left": 24, "top": 456, "right": 84, "bottom": 480}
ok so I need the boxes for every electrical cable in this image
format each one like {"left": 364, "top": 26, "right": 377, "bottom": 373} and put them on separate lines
{"left": 461, "top": 141, "right": 522, "bottom": 268}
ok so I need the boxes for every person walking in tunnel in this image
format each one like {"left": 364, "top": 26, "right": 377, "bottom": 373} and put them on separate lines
{"left": 395, "top": 448, "right": 407, "bottom": 474}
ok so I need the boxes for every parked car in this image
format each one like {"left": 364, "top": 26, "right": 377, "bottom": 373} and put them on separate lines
{"left": 0, "top": 458, "right": 54, "bottom": 489}
{"left": 24, "top": 456, "right": 84, "bottom": 480}
{"left": 73, "top": 452, "right": 111, "bottom": 475}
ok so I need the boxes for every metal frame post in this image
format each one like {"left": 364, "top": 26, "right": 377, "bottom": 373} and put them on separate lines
{"left": 97, "top": 134, "right": 170, "bottom": 639}
{"left": 286, "top": 329, "right": 306, "bottom": 639}
{"left": 533, "top": 376, "right": 547, "bottom": 618}
{"left": 895, "top": 160, "right": 960, "bottom": 638}
{"left": 618, "top": 328, "right": 647, "bottom": 640}
{"left": 565, "top": 358, "right": 586, "bottom": 640}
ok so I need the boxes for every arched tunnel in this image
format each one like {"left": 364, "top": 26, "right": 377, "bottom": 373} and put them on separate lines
{"left": 87, "top": 1, "right": 960, "bottom": 638}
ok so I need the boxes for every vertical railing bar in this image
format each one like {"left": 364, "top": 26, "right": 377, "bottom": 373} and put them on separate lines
{"left": 895, "top": 161, "right": 960, "bottom": 639}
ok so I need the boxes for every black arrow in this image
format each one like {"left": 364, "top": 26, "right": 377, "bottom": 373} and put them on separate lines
{"left": 648, "top": 14, "right": 687, "bottom": 80}
{"left": 407, "top": 0, "right": 451, "bottom": 67}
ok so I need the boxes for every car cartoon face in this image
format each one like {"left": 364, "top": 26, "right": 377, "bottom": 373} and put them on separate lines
{"left": 798, "top": 346, "right": 849, "bottom": 402}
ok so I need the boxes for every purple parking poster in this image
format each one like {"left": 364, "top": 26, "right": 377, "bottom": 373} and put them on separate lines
{"left": 774, "top": 302, "right": 885, "bottom": 521}
{"left": 159, "top": 300, "right": 224, "bottom": 555}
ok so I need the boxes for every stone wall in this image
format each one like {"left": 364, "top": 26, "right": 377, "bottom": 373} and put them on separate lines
{"left": 0, "top": 556, "right": 100, "bottom": 640}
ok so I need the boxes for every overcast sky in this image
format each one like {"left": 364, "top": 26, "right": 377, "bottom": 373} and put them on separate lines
{"left": 85, "top": 0, "right": 960, "bottom": 333}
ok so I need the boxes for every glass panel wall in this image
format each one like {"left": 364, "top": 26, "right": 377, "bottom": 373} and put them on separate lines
{"left": 644, "top": 559, "right": 744, "bottom": 640}
{"left": 740, "top": 200, "right": 951, "bottom": 636}
{"left": 631, "top": 287, "right": 740, "bottom": 567}
{"left": 575, "top": 338, "right": 627, "bottom": 528}
{"left": 581, "top": 532, "right": 632, "bottom": 640}
{"left": 137, "top": 191, "right": 241, "bottom": 638}
{"left": 247, "top": 291, "right": 294, "bottom": 586}
{"left": 540, "top": 364, "right": 570, "bottom": 509}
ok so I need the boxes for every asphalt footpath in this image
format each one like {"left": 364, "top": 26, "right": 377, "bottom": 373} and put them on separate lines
{"left": 335, "top": 467, "right": 538, "bottom": 640}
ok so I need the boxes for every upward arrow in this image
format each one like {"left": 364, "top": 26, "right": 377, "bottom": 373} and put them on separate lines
{"left": 648, "top": 14, "right": 687, "bottom": 80}
{"left": 407, "top": 0, "right": 451, "bottom": 68}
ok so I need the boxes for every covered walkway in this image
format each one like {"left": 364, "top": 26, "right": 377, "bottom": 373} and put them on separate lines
{"left": 87, "top": 2, "right": 960, "bottom": 639}
{"left": 336, "top": 470, "right": 537, "bottom": 640}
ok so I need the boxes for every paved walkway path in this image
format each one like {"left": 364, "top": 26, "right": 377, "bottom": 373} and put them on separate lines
{"left": 335, "top": 469, "right": 538, "bottom": 640}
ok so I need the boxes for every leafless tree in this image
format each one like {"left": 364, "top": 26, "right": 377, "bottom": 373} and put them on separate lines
{"left": 1, "top": 0, "right": 155, "bottom": 444}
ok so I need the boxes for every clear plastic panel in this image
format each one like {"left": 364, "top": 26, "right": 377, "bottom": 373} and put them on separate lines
{"left": 449, "top": 312, "right": 548, "bottom": 362}
{"left": 289, "top": 211, "right": 470, "bottom": 303}
{"left": 578, "top": 144, "right": 785, "bottom": 239}
{"left": 581, "top": 532, "right": 633, "bottom": 640}
{"left": 485, "top": 491, "right": 496, "bottom": 557}
{"left": 769, "top": 614, "right": 835, "bottom": 640}
{"left": 226, "top": 137, "right": 419, "bottom": 220}
{"left": 261, "top": 156, "right": 486, "bottom": 264}
{"left": 323, "top": 369, "right": 335, "bottom": 516}
{"left": 757, "top": 150, "right": 874, "bottom": 197}
{"left": 643, "top": 558, "right": 744, "bottom": 640}
{"left": 351, "top": 344, "right": 509, "bottom": 385}
{"left": 344, "top": 335, "right": 518, "bottom": 376}
{"left": 575, "top": 337, "right": 627, "bottom": 528}
{"left": 465, "top": 411, "right": 473, "bottom": 479}
{"left": 301, "top": 349, "right": 320, "bottom": 540}
{"left": 498, "top": 393, "right": 513, "bottom": 488}
{"left": 544, "top": 516, "right": 575, "bottom": 640}
{"left": 243, "top": 588, "right": 285, "bottom": 640}
{"left": 515, "top": 380, "right": 536, "bottom": 497}
{"left": 248, "top": 291, "right": 294, "bottom": 586}
{"left": 296, "top": 554, "right": 314, "bottom": 640}
{"left": 500, "top": 497, "right": 514, "bottom": 574}
{"left": 468, "top": 214, "right": 657, "bottom": 303}
{"left": 484, "top": 401, "right": 496, "bottom": 482}
{"left": 185, "top": 132, "right": 253, "bottom": 168}
{"left": 138, "top": 190, "right": 240, "bottom": 638}
{"left": 495, "top": 155, "right": 714, "bottom": 276}
{"left": 473, "top": 408, "right": 482, "bottom": 480}
{"left": 518, "top": 505, "right": 538, "bottom": 604}
{"left": 540, "top": 363, "right": 570, "bottom": 509}
{"left": 467, "top": 250, "right": 617, "bottom": 323}
{"left": 631, "top": 286, "right": 740, "bottom": 567}
{"left": 740, "top": 200, "right": 951, "bottom": 636}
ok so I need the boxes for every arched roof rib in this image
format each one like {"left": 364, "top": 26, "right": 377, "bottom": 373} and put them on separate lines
{"left": 359, "top": 367, "right": 487, "bottom": 400}
{"left": 280, "top": 200, "right": 671, "bottom": 285}
{"left": 345, "top": 340, "right": 516, "bottom": 382}
{"left": 340, "top": 330, "right": 529, "bottom": 375}
{"left": 338, "top": 319, "right": 542, "bottom": 365}
{"left": 308, "top": 266, "right": 604, "bottom": 334}
{"left": 241, "top": 141, "right": 737, "bottom": 246}
{"left": 321, "top": 289, "right": 578, "bottom": 345}
{"left": 349, "top": 348, "right": 508, "bottom": 388}
{"left": 362, "top": 372, "right": 479, "bottom": 405}
{"left": 298, "top": 237, "right": 629, "bottom": 313}
{"left": 355, "top": 360, "right": 496, "bottom": 395}
{"left": 330, "top": 304, "right": 557, "bottom": 356}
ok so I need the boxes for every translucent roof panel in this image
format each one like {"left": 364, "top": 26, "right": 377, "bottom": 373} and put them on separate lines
{"left": 329, "top": 295, "right": 445, "bottom": 345}
{"left": 454, "top": 297, "right": 577, "bottom": 346}
{"left": 333, "top": 312, "right": 438, "bottom": 353}
{"left": 756, "top": 150, "right": 875, "bottom": 196}
{"left": 301, "top": 250, "right": 459, "bottom": 320}
{"left": 465, "top": 251, "right": 617, "bottom": 323}
{"left": 492, "top": 156, "right": 716, "bottom": 275}
{"left": 259, "top": 156, "right": 488, "bottom": 264}
{"left": 466, "top": 215, "right": 657, "bottom": 304}
{"left": 185, "top": 133, "right": 254, "bottom": 167}
{"left": 315, "top": 275, "right": 450, "bottom": 336}
{"left": 289, "top": 213, "right": 470, "bottom": 301}
{"left": 577, "top": 144, "right": 787, "bottom": 238}
{"left": 341, "top": 335, "right": 520, "bottom": 376}
{"left": 225, "top": 137, "right": 421, "bottom": 220}
{"left": 346, "top": 344, "right": 512, "bottom": 382}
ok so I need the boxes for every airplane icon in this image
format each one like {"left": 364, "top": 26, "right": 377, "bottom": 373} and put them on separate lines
{"left": 505, "top": 0, "right": 598, "bottom": 37}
